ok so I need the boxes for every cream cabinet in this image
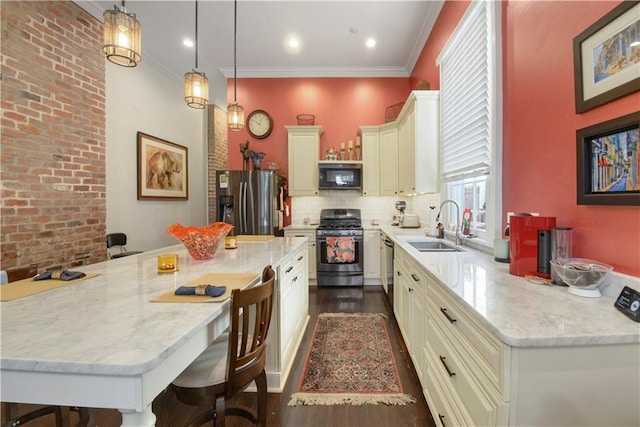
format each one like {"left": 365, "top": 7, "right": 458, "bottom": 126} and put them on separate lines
{"left": 264, "top": 244, "right": 309, "bottom": 391}
{"left": 284, "top": 228, "right": 316, "bottom": 280}
{"left": 286, "top": 125, "right": 323, "bottom": 196}
{"left": 359, "top": 127, "right": 380, "bottom": 196}
{"left": 392, "top": 245, "right": 639, "bottom": 427}
{"left": 363, "top": 229, "right": 380, "bottom": 281}
{"left": 358, "top": 91, "right": 437, "bottom": 197}
{"left": 379, "top": 125, "right": 399, "bottom": 196}
{"left": 396, "top": 91, "right": 439, "bottom": 195}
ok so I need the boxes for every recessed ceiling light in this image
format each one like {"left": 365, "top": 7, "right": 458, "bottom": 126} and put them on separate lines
{"left": 366, "top": 38, "right": 376, "bottom": 48}
{"left": 183, "top": 38, "right": 194, "bottom": 48}
{"left": 288, "top": 37, "right": 300, "bottom": 48}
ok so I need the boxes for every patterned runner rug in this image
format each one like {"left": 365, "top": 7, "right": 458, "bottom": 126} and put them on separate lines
{"left": 288, "top": 312, "right": 416, "bottom": 406}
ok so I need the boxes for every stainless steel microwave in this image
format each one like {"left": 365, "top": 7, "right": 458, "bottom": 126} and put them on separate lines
{"left": 318, "top": 163, "right": 362, "bottom": 190}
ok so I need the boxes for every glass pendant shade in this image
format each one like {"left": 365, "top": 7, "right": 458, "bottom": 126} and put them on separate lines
{"left": 185, "top": 70, "right": 209, "bottom": 109}
{"left": 102, "top": 7, "right": 141, "bottom": 67}
{"left": 227, "top": 103, "right": 245, "bottom": 131}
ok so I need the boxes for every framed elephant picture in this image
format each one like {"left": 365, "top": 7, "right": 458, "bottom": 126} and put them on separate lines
{"left": 137, "top": 132, "right": 188, "bottom": 200}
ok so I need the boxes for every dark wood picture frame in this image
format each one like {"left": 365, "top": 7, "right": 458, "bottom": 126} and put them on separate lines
{"left": 573, "top": 1, "right": 640, "bottom": 113}
{"left": 576, "top": 111, "right": 640, "bottom": 206}
{"left": 137, "top": 132, "right": 188, "bottom": 200}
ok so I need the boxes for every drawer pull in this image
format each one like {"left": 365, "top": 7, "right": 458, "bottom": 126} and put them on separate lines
{"left": 397, "top": 270, "right": 402, "bottom": 276}
{"left": 293, "top": 276, "right": 298, "bottom": 282}
{"left": 439, "top": 356, "right": 455, "bottom": 377}
{"left": 408, "top": 287, "right": 413, "bottom": 293}
{"left": 439, "top": 307, "right": 457, "bottom": 323}
{"left": 285, "top": 266, "right": 293, "bottom": 274}
{"left": 411, "top": 273, "right": 419, "bottom": 282}
{"left": 438, "top": 414, "right": 446, "bottom": 426}
{"left": 297, "top": 255, "right": 303, "bottom": 261}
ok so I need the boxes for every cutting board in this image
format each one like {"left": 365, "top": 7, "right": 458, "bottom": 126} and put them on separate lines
{"left": 235, "top": 235, "right": 275, "bottom": 242}
{"left": 150, "top": 272, "right": 259, "bottom": 303}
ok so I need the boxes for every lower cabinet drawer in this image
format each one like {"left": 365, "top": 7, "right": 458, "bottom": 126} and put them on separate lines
{"left": 427, "top": 314, "right": 502, "bottom": 427}
{"left": 429, "top": 283, "right": 506, "bottom": 393}
{"left": 423, "top": 346, "right": 468, "bottom": 427}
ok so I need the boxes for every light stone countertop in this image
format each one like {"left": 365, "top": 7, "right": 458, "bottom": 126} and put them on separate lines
{"left": 0, "top": 237, "right": 307, "bottom": 375}
{"left": 380, "top": 226, "right": 640, "bottom": 348}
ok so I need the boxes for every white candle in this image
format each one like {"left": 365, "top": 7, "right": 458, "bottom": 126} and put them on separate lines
{"left": 348, "top": 140, "right": 353, "bottom": 149}
{"left": 356, "top": 136, "right": 361, "bottom": 147}
{"left": 340, "top": 142, "right": 345, "bottom": 150}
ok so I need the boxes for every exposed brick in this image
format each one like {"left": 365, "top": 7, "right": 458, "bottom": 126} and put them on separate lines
{"left": 1, "top": 1, "right": 105, "bottom": 271}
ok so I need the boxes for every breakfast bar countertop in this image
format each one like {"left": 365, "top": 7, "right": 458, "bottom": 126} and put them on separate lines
{"left": 380, "top": 226, "right": 640, "bottom": 348}
{"left": 1, "top": 237, "right": 307, "bottom": 375}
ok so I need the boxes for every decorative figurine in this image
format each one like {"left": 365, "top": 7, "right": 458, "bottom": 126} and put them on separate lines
{"left": 239, "top": 141, "right": 251, "bottom": 171}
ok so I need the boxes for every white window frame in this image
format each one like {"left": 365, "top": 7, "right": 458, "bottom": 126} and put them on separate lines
{"left": 437, "top": 0, "right": 503, "bottom": 246}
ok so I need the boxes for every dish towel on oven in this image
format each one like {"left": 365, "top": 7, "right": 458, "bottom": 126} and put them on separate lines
{"left": 326, "top": 236, "right": 355, "bottom": 263}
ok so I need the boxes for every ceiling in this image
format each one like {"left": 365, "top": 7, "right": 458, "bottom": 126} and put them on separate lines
{"left": 76, "top": 1, "right": 444, "bottom": 80}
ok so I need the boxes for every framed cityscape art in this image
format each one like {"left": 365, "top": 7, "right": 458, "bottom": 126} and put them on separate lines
{"left": 573, "top": 1, "right": 640, "bottom": 113}
{"left": 576, "top": 112, "right": 640, "bottom": 206}
{"left": 137, "top": 132, "right": 188, "bottom": 200}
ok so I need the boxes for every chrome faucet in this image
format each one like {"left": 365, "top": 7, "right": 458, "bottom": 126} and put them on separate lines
{"left": 435, "top": 199, "right": 463, "bottom": 246}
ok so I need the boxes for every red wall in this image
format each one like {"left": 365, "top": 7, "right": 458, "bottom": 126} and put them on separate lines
{"left": 227, "top": 78, "right": 411, "bottom": 173}
{"left": 411, "top": 1, "right": 640, "bottom": 276}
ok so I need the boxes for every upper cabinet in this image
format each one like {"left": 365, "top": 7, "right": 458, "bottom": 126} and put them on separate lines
{"left": 286, "top": 125, "right": 323, "bottom": 196}
{"left": 398, "top": 91, "right": 440, "bottom": 195}
{"left": 359, "top": 90, "right": 439, "bottom": 197}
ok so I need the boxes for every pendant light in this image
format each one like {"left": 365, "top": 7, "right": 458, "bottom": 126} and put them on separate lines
{"left": 227, "top": 0, "right": 244, "bottom": 131}
{"left": 102, "top": 0, "right": 141, "bottom": 67}
{"left": 184, "top": 0, "right": 209, "bottom": 109}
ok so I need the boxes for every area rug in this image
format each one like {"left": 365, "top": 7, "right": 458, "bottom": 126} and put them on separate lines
{"left": 288, "top": 312, "right": 416, "bottom": 406}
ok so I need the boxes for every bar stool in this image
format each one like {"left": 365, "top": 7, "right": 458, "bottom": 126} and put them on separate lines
{"left": 169, "top": 265, "right": 275, "bottom": 427}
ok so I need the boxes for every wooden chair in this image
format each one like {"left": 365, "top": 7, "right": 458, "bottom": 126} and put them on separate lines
{"left": 0, "top": 265, "right": 92, "bottom": 427}
{"left": 106, "top": 233, "right": 143, "bottom": 259}
{"left": 169, "top": 265, "right": 276, "bottom": 427}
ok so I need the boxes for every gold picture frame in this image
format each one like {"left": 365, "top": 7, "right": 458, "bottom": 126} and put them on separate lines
{"left": 137, "top": 132, "right": 188, "bottom": 200}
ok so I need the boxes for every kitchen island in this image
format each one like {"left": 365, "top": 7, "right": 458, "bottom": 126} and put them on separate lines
{"left": 381, "top": 226, "right": 639, "bottom": 427}
{"left": 0, "top": 237, "right": 309, "bottom": 427}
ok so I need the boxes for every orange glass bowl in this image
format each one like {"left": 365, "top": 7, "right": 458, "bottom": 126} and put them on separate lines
{"left": 167, "top": 222, "right": 233, "bottom": 260}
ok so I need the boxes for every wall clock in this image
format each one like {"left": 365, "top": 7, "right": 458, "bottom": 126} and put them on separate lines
{"left": 247, "top": 109, "right": 273, "bottom": 139}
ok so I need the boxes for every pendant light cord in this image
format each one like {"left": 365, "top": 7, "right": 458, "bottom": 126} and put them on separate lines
{"left": 233, "top": 0, "right": 237, "bottom": 103}
{"left": 195, "top": 0, "right": 199, "bottom": 70}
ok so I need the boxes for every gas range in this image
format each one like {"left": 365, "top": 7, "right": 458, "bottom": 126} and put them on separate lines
{"left": 316, "top": 208, "right": 363, "bottom": 236}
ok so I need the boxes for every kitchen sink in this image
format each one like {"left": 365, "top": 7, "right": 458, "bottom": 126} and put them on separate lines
{"left": 407, "top": 240, "right": 462, "bottom": 252}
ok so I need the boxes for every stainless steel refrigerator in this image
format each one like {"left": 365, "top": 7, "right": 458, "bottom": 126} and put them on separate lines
{"left": 216, "top": 170, "right": 282, "bottom": 235}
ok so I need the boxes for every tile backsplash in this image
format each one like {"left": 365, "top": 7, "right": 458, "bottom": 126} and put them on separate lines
{"left": 290, "top": 192, "right": 441, "bottom": 227}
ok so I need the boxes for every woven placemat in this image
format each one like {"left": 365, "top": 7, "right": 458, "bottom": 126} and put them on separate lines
{"left": 150, "top": 272, "right": 259, "bottom": 303}
{"left": 0, "top": 273, "right": 100, "bottom": 302}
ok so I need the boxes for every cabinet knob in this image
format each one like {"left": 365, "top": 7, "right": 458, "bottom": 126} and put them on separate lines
{"left": 408, "top": 287, "right": 413, "bottom": 292}
{"left": 438, "top": 414, "right": 446, "bottom": 427}
{"left": 411, "top": 273, "right": 419, "bottom": 282}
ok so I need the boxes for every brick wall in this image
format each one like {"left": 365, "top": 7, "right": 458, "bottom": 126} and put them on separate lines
{"left": 207, "top": 105, "right": 228, "bottom": 224}
{"left": 0, "top": 1, "right": 106, "bottom": 271}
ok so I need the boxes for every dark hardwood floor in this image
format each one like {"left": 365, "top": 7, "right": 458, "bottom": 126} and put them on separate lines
{"left": 9, "top": 286, "right": 436, "bottom": 427}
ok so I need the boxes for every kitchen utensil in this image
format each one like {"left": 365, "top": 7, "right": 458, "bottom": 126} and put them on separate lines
{"left": 549, "top": 258, "right": 613, "bottom": 298}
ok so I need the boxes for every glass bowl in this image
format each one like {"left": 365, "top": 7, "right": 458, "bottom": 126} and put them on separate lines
{"left": 167, "top": 222, "right": 233, "bottom": 260}
{"left": 550, "top": 258, "right": 613, "bottom": 297}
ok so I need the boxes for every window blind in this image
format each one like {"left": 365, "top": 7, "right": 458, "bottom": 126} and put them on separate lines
{"left": 437, "top": 0, "right": 492, "bottom": 182}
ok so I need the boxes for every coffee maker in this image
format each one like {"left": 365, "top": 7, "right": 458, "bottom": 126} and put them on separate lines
{"left": 509, "top": 214, "right": 556, "bottom": 277}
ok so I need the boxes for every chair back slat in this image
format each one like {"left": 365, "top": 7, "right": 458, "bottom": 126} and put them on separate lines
{"left": 226, "top": 265, "right": 275, "bottom": 396}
